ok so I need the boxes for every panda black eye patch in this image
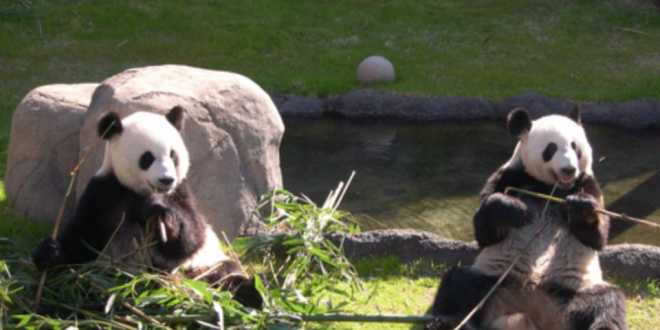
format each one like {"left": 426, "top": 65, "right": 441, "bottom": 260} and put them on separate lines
{"left": 139, "top": 151, "right": 155, "bottom": 170}
{"left": 571, "top": 142, "right": 582, "bottom": 159}
{"left": 170, "top": 150, "right": 178, "bottom": 166}
{"left": 542, "top": 143, "right": 557, "bottom": 162}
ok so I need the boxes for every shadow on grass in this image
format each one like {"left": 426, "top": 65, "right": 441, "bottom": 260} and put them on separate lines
{"left": 608, "top": 171, "right": 660, "bottom": 241}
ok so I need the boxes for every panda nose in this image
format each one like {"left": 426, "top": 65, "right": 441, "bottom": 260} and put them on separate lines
{"left": 159, "top": 177, "right": 174, "bottom": 186}
{"left": 561, "top": 166, "right": 576, "bottom": 176}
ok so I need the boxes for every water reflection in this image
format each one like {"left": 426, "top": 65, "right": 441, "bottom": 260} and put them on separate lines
{"left": 280, "top": 118, "right": 660, "bottom": 246}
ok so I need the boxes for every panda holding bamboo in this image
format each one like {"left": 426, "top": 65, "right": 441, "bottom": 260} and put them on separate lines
{"left": 427, "top": 107, "right": 627, "bottom": 330}
{"left": 33, "top": 106, "right": 262, "bottom": 308}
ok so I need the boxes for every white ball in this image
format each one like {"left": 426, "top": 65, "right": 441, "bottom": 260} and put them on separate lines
{"left": 357, "top": 55, "right": 395, "bottom": 84}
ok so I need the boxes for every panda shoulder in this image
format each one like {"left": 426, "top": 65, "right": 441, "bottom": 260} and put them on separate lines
{"left": 80, "top": 172, "right": 129, "bottom": 201}
{"left": 480, "top": 165, "right": 535, "bottom": 199}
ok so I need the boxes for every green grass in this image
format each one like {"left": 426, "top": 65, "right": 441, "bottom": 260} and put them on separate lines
{"left": 1, "top": 0, "right": 659, "bottom": 186}
{"left": 311, "top": 257, "right": 660, "bottom": 330}
{"left": 1, "top": 0, "right": 660, "bottom": 327}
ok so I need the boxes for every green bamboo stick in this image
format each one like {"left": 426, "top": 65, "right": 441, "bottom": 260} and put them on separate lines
{"left": 505, "top": 186, "right": 566, "bottom": 204}
{"left": 506, "top": 186, "right": 660, "bottom": 229}
{"left": 301, "top": 314, "right": 434, "bottom": 324}
{"left": 34, "top": 121, "right": 117, "bottom": 311}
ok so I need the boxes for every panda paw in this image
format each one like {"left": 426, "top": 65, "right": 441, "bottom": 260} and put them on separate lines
{"left": 424, "top": 315, "right": 456, "bottom": 330}
{"left": 232, "top": 276, "right": 264, "bottom": 309}
{"left": 142, "top": 196, "right": 179, "bottom": 240}
{"left": 566, "top": 192, "right": 599, "bottom": 225}
{"left": 32, "top": 237, "right": 65, "bottom": 271}
{"left": 474, "top": 193, "right": 530, "bottom": 247}
{"left": 482, "top": 193, "right": 530, "bottom": 229}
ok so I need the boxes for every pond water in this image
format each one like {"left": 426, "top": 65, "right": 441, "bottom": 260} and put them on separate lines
{"left": 280, "top": 118, "right": 660, "bottom": 246}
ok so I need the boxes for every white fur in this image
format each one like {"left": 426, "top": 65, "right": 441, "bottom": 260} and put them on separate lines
{"left": 505, "top": 115, "right": 592, "bottom": 190}
{"left": 97, "top": 112, "right": 190, "bottom": 196}
{"left": 474, "top": 113, "right": 604, "bottom": 329}
{"left": 473, "top": 200, "right": 603, "bottom": 290}
{"left": 478, "top": 114, "right": 602, "bottom": 288}
{"left": 181, "top": 227, "right": 232, "bottom": 272}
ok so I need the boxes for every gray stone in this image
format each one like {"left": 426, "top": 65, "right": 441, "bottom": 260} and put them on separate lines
{"left": 277, "top": 91, "right": 660, "bottom": 131}
{"left": 336, "top": 229, "right": 660, "bottom": 281}
{"left": 75, "top": 65, "right": 284, "bottom": 240}
{"left": 581, "top": 99, "right": 660, "bottom": 130}
{"left": 4, "top": 83, "right": 98, "bottom": 223}
{"left": 494, "top": 93, "right": 575, "bottom": 119}
{"left": 333, "top": 229, "right": 478, "bottom": 266}
{"left": 356, "top": 55, "right": 395, "bottom": 84}
{"left": 271, "top": 94, "right": 326, "bottom": 118}
{"left": 327, "top": 89, "right": 493, "bottom": 120}
{"left": 601, "top": 244, "right": 660, "bottom": 280}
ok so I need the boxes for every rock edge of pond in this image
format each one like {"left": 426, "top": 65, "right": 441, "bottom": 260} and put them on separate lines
{"left": 329, "top": 229, "right": 660, "bottom": 281}
{"left": 272, "top": 90, "right": 660, "bottom": 130}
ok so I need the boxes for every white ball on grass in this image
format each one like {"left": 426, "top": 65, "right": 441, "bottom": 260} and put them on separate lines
{"left": 357, "top": 55, "right": 395, "bottom": 84}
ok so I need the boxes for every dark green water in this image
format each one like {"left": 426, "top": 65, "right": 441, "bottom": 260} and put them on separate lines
{"left": 280, "top": 118, "right": 660, "bottom": 246}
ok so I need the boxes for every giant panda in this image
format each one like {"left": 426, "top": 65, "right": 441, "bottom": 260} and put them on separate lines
{"left": 427, "top": 107, "right": 626, "bottom": 330}
{"left": 32, "top": 106, "right": 262, "bottom": 309}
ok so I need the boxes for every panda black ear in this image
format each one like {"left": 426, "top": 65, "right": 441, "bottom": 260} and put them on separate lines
{"left": 569, "top": 105, "right": 581, "bottom": 125}
{"left": 166, "top": 106, "right": 185, "bottom": 131}
{"left": 97, "top": 112, "right": 123, "bottom": 139}
{"left": 507, "top": 108, "right": 532, "bottom": 138}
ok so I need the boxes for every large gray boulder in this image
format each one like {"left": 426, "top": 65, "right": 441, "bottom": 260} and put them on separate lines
{"left": 4, "top": 84, "right": 98, "bottom": 223}
{"left": 75, "top": 65, "right": 284, "bottom": 240}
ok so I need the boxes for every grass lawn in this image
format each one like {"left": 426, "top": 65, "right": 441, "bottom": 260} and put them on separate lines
{"left": 312, "top": 257, "right": 660, "bottom": 330}
{"left": 1, "top": 0, "right": 660, "bottom": 328}
{"left": 2, "top": 0, "right": 660, "bottom": 176}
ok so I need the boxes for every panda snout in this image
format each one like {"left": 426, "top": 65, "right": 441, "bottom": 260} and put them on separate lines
{"left": 560, "top": 166, "right": 576, "bottom": 177}
{"left": 159, "top": 177, "right": 175, "bottom": 186}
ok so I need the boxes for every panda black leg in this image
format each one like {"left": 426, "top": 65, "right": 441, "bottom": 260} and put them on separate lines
{"left": 562, "top": 284, "right": 627, "bottom": 330}
{"left": 197, "top": 260, "right": 263, "bottom": 309}
{"left": 428, "top": 267, "right": 499, "bottom": 330}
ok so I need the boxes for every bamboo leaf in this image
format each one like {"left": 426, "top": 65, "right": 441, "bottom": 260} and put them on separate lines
{"left": 104, "top": 293, "right": 117, "bottom": 314}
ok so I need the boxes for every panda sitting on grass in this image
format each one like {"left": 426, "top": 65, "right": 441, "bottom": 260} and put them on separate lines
{"left": 33, "top": 106, "right": 262, "bottom": 309}
{"left": 427, "top": 107, "right": 626, "bottom": 330}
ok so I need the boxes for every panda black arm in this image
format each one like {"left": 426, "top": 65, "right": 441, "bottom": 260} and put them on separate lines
{"left": 142, "top": 180, "right": 205, "bottom": 266}
{"left": 566, "top": 175, "right": 610, "bottom": 250}
{"left": 473, "top": 166, "right": 531, "bottom": 248}
{"left": 33, "top": 175, "right": 129, "bottom": 270}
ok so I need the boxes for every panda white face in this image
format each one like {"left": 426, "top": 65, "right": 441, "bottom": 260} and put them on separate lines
{"left": 96, "top": 108, "right": 190, "bottom": 196}
{"left": 506, "top": 108, "right": 593, "bottom": 190}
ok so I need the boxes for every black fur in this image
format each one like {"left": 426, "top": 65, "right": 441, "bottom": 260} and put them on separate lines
{"left": 473, "top": 192, "right": 529, "bottom": 248}
{"left": 429, "top": 108, "right": 625, "bottom": 330}
{"left": 430, "top": 165, "right": 624, "bottom": 329}
{"left": 32, "top": 174, "right": 263, "bottom": 308}
{"left": 166, "top": 106, "right": 185, "bottom": 131}
{"left": 32, "top": 174, "right": 205, "bottom": 270}
{"left": 543, "top": 143, "right": 558, "bottom": 162}
{"left": 97, "top": 112, "right": 123, "bottom": 139}
{"left": 193, "top": 259, "right": 263, "bottom": 309}
{"left": 569, "top": 105, "right": 582, "bottom": 125}
{"left": 427, "top": 267, "right": 502, "bottom": 330}
{"left": 474, "top": 165, "right": 609, "bottom": 250}
{"left": 544, "top": 281, "right": 627, "bottom": 330}
{"left": 506, "top": 108, "right": 532, "bottom": 137}
{"left": 566, "top": 192, "right": 610, "bottom": 250}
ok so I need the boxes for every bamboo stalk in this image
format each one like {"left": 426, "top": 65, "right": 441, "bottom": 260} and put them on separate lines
{"left": 88, "top": 281, "right": 163, "bottom": 326}
{"left": 42, "top": 298, "right": 134, "bottom": 330}
{"left": 301, "top": 314, "right": 434, "bottom": 324}
{"left": 506, "top": 187, "right": 660, "bottom": 229}
{"left": 34, "top": 121, "right": 116, "bottom": 310}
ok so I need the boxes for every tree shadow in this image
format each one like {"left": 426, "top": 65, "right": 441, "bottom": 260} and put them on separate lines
{"left": 606, "top": 171, "right": 660, "bottom": 240}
